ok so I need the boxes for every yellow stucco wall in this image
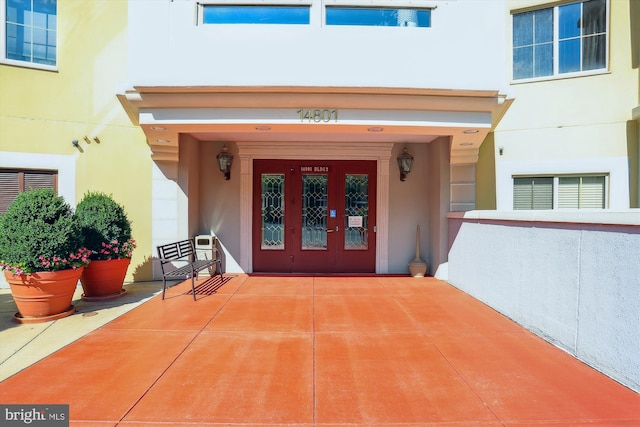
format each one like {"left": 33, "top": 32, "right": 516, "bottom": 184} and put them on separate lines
{"left": 497, "top": 0, "right": 637, "bottom": 156}
{"left": 0, "top": 1, "right": 153, "bottom": 281}
{"left": 476, "top": 133, "right": 496, "bottom": 210}
{"left": 487, "top": 0, "right": 639, "bottom": 209}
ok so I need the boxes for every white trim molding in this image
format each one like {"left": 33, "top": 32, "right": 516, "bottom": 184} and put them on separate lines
{"left": 0, "top": 152, "right": 77, "bottom": 206}
{"left": 236, "top": 141, "right": 393, "bottom": 273}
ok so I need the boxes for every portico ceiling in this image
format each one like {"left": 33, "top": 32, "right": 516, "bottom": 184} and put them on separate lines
{"left": 117, "top": 86, "right": 511, "bottom": 164}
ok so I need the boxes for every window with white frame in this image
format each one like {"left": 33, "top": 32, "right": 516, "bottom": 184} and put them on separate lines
{"left": 326, "top": 7, "right": 431, "bottom": 27}
{"left": 202, "top": 4, "right": 310, "bottom": 24}
{"left": 514, "top": 177, "right": 553, "bottom": 210}
{"left": 3, "top": 0, "right": 56, "bottom": 66}
{"left": 0, "top": 168, "right": 57, "bottom": 213}
{"left": 512, "top": 0, "right": 607, "bottom": 80}
{"left": 514, "top": 175, "right": 607, "bottom": 210}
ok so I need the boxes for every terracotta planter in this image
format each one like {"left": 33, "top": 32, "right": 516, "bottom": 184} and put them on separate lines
{"left": 80, "top": 258, "right": 130, "bottom": 301}
{"left": 5, "top": 268, "right": 83, "bottom": 323}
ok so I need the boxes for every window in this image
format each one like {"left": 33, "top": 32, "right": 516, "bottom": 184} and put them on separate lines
{"left": 557, "top": 176, "right": 606, "bottom": 208}
{"left": 512, "top": 0, "right": 606, "bottom": 80}
{"left": 513, "top": 175, "right": 607, "bottom": 210}
{"left": 514, "top": 177, "right": 553, "bottom": 210}
{"left": 326, "top": 7, "right": 431, "bottom": 27}
{"left": 202, "top": 5, "right": 310, "bottom": 24}
{"left": 4, "top": 0, "right": 57, "bottom": 66}
{"left": 0, "top": 168, "right": 57, "bottom": 213}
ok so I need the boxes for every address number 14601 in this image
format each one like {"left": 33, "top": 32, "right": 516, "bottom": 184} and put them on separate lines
{"left": 297, "top": 109, "right": 338, "bottom": 123}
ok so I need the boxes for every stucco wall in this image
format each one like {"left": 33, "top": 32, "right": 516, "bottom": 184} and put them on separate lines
{"left": 427, "top": 137, "right": 451, "bottom": 276}
{"left": 493, "top": 0, "right": 638, "bottom": 211}
{"left": 447, "top": 210, "right": 640, "bottom": 392}
{"left": 199, "top": 141, "right": 243, "bottom": 273}
{"left": 126, "top": 0, "right": 507, "bottom": 92}
{"left": 0, "top": 0, "right": 153, "bottom": 283}
{"left": 383, "top": 143, "right": 432, "bottom": 274}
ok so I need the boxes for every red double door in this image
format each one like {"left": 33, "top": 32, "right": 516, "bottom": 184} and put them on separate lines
{"left": 252, "top": 159, "right": 376, "bottom": 273}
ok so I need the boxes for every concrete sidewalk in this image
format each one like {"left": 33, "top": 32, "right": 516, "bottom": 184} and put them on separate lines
{"left": 1, "top": 274, "right": 638, "bottom": 426}
{"left": 0, "top": 280, "right": 164, "bottom": 381}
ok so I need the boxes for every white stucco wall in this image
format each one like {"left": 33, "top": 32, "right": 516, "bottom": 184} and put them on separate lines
{"left": 427, "top": 137, "right": 451, "bottom": 277}
{"left": 447, "top": 210, "right": 640, "bottom": 392}
{"left": 387, "top": 142, "right": 432, "bottom": 274}
{"left": 150, "top": 162, "right": 188, "bottom": 279}
{"left": 126, "top": 0, "right": 508, "bottom": 92}
{"left": 198, "top": 141, "right": 244, "bottom": 273}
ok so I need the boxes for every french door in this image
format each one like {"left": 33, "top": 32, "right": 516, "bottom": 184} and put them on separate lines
{"left": 252, "top": 160, "right": 376, "bottom": 273}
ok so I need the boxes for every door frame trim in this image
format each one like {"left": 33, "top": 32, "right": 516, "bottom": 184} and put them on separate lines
{"left": 237, "top": 141, "right": 393, "bottom": 273}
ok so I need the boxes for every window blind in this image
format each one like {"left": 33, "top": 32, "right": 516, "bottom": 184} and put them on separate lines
{"left": 24, "top": 171, "right": 56, "bottom": 191}
{"left": 559, "top": 176, "right": 605, "bottom": 208}
{"left": 0, "top": 171, "right": 20, "bottom": 214}
{"left": 514, "top": 177, "right": 553, "bottom": 210}
{"left": 580, "top": 176, "right": 605, "bottom": 208}
{"left": 0, "top": 169, "right": 58, "bottom": 214}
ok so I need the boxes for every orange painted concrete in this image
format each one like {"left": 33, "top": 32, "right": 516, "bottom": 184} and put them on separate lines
{"left": 1, "top": 275, "right": 638, "bottom": 426}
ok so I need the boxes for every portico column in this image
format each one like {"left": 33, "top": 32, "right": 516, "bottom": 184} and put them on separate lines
{"left": 239, "top": 153, "right": 252, "bottom": 272}
{"left": 377, "top": 156, "right": 390, "bottom": 273}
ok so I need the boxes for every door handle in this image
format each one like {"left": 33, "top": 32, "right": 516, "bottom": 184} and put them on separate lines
{"left": 326, "top": 226, "right": 339, "bottom": 233}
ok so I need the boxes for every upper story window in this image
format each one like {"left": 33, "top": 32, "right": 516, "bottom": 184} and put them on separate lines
{"left": 326, "top": 7, "right": 431, "bottom": 27}
{"left": 202, "top": 5, "right": 310, "bottom": 24}
{"left": 4, "top": 0, "right": 56, "bottom": 66}
{"left": 512, "top": 0, "right": 607, "bottom": 80}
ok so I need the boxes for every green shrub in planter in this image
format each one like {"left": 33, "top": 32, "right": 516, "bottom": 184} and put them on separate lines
{"left": 76, "top": 192, "right": 135, "bottom": 260}
{"left": 0, "top": 189, "right": 89, "bottom": 275}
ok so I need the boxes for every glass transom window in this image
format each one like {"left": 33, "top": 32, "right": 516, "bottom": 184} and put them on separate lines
{"left": 512, "top": 0, "right": 606, "bottom": 80}
{"left": 326, "top": 7, "right": 431, "bottom": 27}
{"left": 5, "top": 0, "right": 57, "bottom": 66}
{"left": 203, "top": 5, "right": 310, "bottom": 24}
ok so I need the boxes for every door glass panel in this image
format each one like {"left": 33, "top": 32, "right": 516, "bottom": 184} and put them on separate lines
{"left": 344, "top": 174, "right": 368, "bottom": 250}
{"left": 261, "top": 174, "right": 285, "bottom": 250}
{"left": 302, "top": 174, "right": 327, "bottom": 250}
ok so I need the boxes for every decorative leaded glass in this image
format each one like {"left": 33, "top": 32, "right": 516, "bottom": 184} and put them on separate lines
{"left": 344, "top": 174, "right": 368, "bottom": 250}
{"left": 301, "top": 174, "right": 328, "bottom": 250}
{"left": 261, "top": 174, "right": 285, "bottom": 250}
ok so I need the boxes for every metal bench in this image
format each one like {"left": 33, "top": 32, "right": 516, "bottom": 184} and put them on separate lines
{"left": 157, "top": 239, "right": 222, "bottom": 300}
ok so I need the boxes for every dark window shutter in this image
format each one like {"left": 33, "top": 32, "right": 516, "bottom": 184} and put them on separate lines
{"left": 24, "top": 171, "right": 56, "bottom": 191}
{"left": 0, "top": 169, "right": 58, "bottom": 214}
{"left": 0, "top": 171, "right": 20, "bottom": 214}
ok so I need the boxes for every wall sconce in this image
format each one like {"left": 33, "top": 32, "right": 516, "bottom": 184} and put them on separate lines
{"left": 217, "top": 145, "right": 233, "bottom": 180}
{"left": 397, "top": 147, "right": 413, "bottom": 181}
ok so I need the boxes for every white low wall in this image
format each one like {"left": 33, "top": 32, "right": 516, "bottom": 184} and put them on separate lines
{"left": 447, "top": 210, "right": 640, "bottom": 392}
